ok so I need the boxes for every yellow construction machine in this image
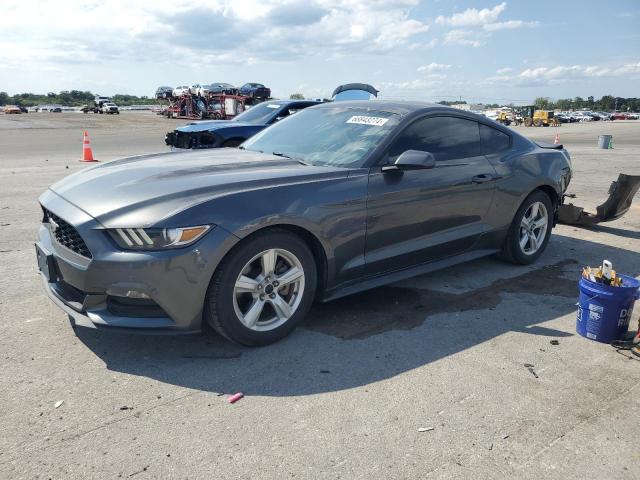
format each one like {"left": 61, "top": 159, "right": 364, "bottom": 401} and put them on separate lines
{"left": 514, "top": 106, "right": 560, "bottom": 127}
{"left": 496, "top": 111, "right": 512, "bottom": 126}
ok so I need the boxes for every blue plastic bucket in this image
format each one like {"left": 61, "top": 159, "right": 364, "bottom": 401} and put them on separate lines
{"left": 577, "top": 274, "right": 640, "bottom": 343}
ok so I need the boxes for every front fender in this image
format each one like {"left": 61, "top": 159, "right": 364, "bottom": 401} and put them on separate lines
{"left": 167, "top": 171, "right": 370, "bottom": 288}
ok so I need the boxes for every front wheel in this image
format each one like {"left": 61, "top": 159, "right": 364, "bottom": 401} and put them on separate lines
{"left": 501, "top": 191, "right": 553, "bottom": 265}
{"left": 204, "top": 230, "right": 317, "bottom": 346}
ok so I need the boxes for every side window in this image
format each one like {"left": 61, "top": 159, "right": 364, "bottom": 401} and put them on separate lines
{"left": 273, "top": 108, "right": 291, "bottom": 122}
{"left": 386, "top": 116, "right": 482, "bottom": 163}
{"left": 275, "top": 104, "right": 312, "bottom": 121}
{"left": 479, "top": 124, "right": 510, "bottom": 154}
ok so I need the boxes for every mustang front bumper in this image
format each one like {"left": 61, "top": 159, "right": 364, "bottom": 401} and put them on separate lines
{"left": 36, "top": 190, "right": 238, "bottom": 333}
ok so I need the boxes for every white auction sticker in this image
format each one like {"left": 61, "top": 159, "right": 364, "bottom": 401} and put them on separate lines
{"left": 266, "top": 104, "right": 280, "bottom": 108}
{"left": 346, "top": 115, "right": 389, "bottom": 126}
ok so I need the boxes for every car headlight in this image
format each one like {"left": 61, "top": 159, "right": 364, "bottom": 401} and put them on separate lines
{"left": 108, "top": 226, "right": 211, "bottom": 250}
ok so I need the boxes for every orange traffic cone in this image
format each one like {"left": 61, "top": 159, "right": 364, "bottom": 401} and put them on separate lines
{"left": 554, "top": 133, "right": 560, "bottom": 145}
{"left": 80, "top": 131, "right": 98, "bottom": 162}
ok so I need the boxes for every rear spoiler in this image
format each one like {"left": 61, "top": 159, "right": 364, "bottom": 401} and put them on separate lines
{"left": 535, "top": 140, "right": 563, "bottom": 150}
{"left": 558, "top": 174, "right": 640, "bottom": 225}
{"left": 332, "top": 83, "right": 379, "bottom": 98}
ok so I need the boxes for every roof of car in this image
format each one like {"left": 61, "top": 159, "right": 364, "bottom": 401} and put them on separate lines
{"left": 262, "top": 99, "right": 321, "bottom": 106}
{"left": 314, "top": 99, "right": 446, "bottom": 116}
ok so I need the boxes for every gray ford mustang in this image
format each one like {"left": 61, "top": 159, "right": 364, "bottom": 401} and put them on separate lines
{"left": 36, "top": 101, "right": 572, "bottom": 346}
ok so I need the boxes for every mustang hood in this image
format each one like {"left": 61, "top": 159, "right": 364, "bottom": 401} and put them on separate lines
{"left": 176, "top": 120, "right": 256, "bottom": 133}
{"left": 46, "top": 149, "right": 350, "bottom": 227}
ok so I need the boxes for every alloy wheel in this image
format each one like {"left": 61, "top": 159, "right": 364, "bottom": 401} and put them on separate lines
{"left": 519, "top": 201, "right": 548, "bottom": 255}
{"left": 232, "top": 248, "right": 305, "bottom": 331}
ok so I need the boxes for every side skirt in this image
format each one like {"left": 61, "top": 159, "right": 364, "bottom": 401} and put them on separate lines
{"left": 320, "top": 248, "right": 499, "bottom": 303}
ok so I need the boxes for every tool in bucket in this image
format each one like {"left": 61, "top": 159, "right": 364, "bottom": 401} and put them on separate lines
{"left": 577, "top": 260, "right": 640, "bottom": 344}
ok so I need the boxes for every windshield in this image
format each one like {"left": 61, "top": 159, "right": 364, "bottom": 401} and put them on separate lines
{"left": 242, "top": 106, "right": 400, "bottom": 168}
{"left": 233, "top": 102, "right": 282, "bottom": 124}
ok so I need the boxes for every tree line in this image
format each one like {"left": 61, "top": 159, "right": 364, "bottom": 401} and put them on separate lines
{"left": 0, "top": 90, "right": 157, "bottom": 107}
{"left": 533, "top": 95, "right": 639, "bottom": 112}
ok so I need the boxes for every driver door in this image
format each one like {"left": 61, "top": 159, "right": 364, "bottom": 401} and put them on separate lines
{"left": 364, "top": 115, "right": 498, "bottom": 275}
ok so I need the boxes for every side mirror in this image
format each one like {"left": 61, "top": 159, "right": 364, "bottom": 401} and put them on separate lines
{"left": 382, "top": 150, "right": 436, "bottom": 172}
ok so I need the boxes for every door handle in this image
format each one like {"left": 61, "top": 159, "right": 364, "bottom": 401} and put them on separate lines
{"left": 472, "top": 174, "right": 496, "bottom": 184}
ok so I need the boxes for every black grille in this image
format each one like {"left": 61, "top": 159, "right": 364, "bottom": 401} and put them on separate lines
{"left": 44, "top": 209, "right": 92, "bottom": 258}
{"left": 107, "top": 296, "right": 168, "bottom": 318}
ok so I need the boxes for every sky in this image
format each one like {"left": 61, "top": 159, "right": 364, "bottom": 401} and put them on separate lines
{"left": 1, "top": 0, "right": 639, "bottom": 103}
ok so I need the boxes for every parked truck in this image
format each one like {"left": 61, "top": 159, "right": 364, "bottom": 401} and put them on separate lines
{"left": 92, "top": 96, "right": 119, "bottom": 114}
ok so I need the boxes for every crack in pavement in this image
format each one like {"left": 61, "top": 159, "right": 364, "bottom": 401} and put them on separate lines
{"left": 0, "top": 390, "right": 203, "bottom": 467}
{"left": 515, "top": 382, "right": 640, "bottom": 470}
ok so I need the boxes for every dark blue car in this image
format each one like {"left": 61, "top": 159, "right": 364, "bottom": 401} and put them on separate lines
{"left": 165, "top": 99, "right": 320, "bottom": 149}
{"left": 238, "top": 83, "right": 271, "bottom": 100}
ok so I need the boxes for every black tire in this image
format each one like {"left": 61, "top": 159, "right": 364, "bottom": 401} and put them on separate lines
{"left": 204, "top": 230, "right": 317, "bottom": 346}
{"left": 500, "top": 191, "right": 553, "bottom": 265}
{"left": 222, "top": 138, "right": 243, "bottom": 148}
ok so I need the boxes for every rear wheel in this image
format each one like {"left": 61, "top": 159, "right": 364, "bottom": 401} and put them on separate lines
{"left": 204, "top": 230, "right": 317, "bottom": 346}
{"left": 501, "top": 191, "right": 553, "bottom": 265}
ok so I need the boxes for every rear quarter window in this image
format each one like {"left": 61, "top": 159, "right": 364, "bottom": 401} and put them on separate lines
{"left": 480, "top": 123, "right": 511, "bottom": 154}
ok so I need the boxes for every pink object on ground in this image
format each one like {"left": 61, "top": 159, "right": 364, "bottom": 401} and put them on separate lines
{"left": 228, "top": 392, "right": 244, "bottom": 404}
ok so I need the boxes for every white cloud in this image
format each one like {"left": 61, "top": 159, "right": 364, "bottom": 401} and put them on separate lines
{"left": 483, "top": 20, "right": 539, "bottom": 31}
{"left": 436, "top": 2, "right": 506, "bottom": 27}
{"left": 379, "top": 77, "right": 444, "bottom": 91}
{"left": 381, "top": 62, "right": 462, "bottom": 93}
{"left": 417, "top": 62, "right": 451, "bottom": 73}
{"left": 616, "top": 61, "right": 640, "bottom": 75}
{"left": 434, "top": 2, "right": 539, "bottom": 48}
{"left": 444, "top": 30, "right": 485, "bottom": 48}
{"left": 408, "top": 39, "right": 438, "bottom": 50}
{"left": 0, "top": 0, "right": 430, "bottom": 72}
{"left": 485, "top": 61, "right": 640, "bottom": 87}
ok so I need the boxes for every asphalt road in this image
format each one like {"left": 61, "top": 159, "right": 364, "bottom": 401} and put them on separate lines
{"left": 1, "top": 112, "right": 639, "bottom": 479}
